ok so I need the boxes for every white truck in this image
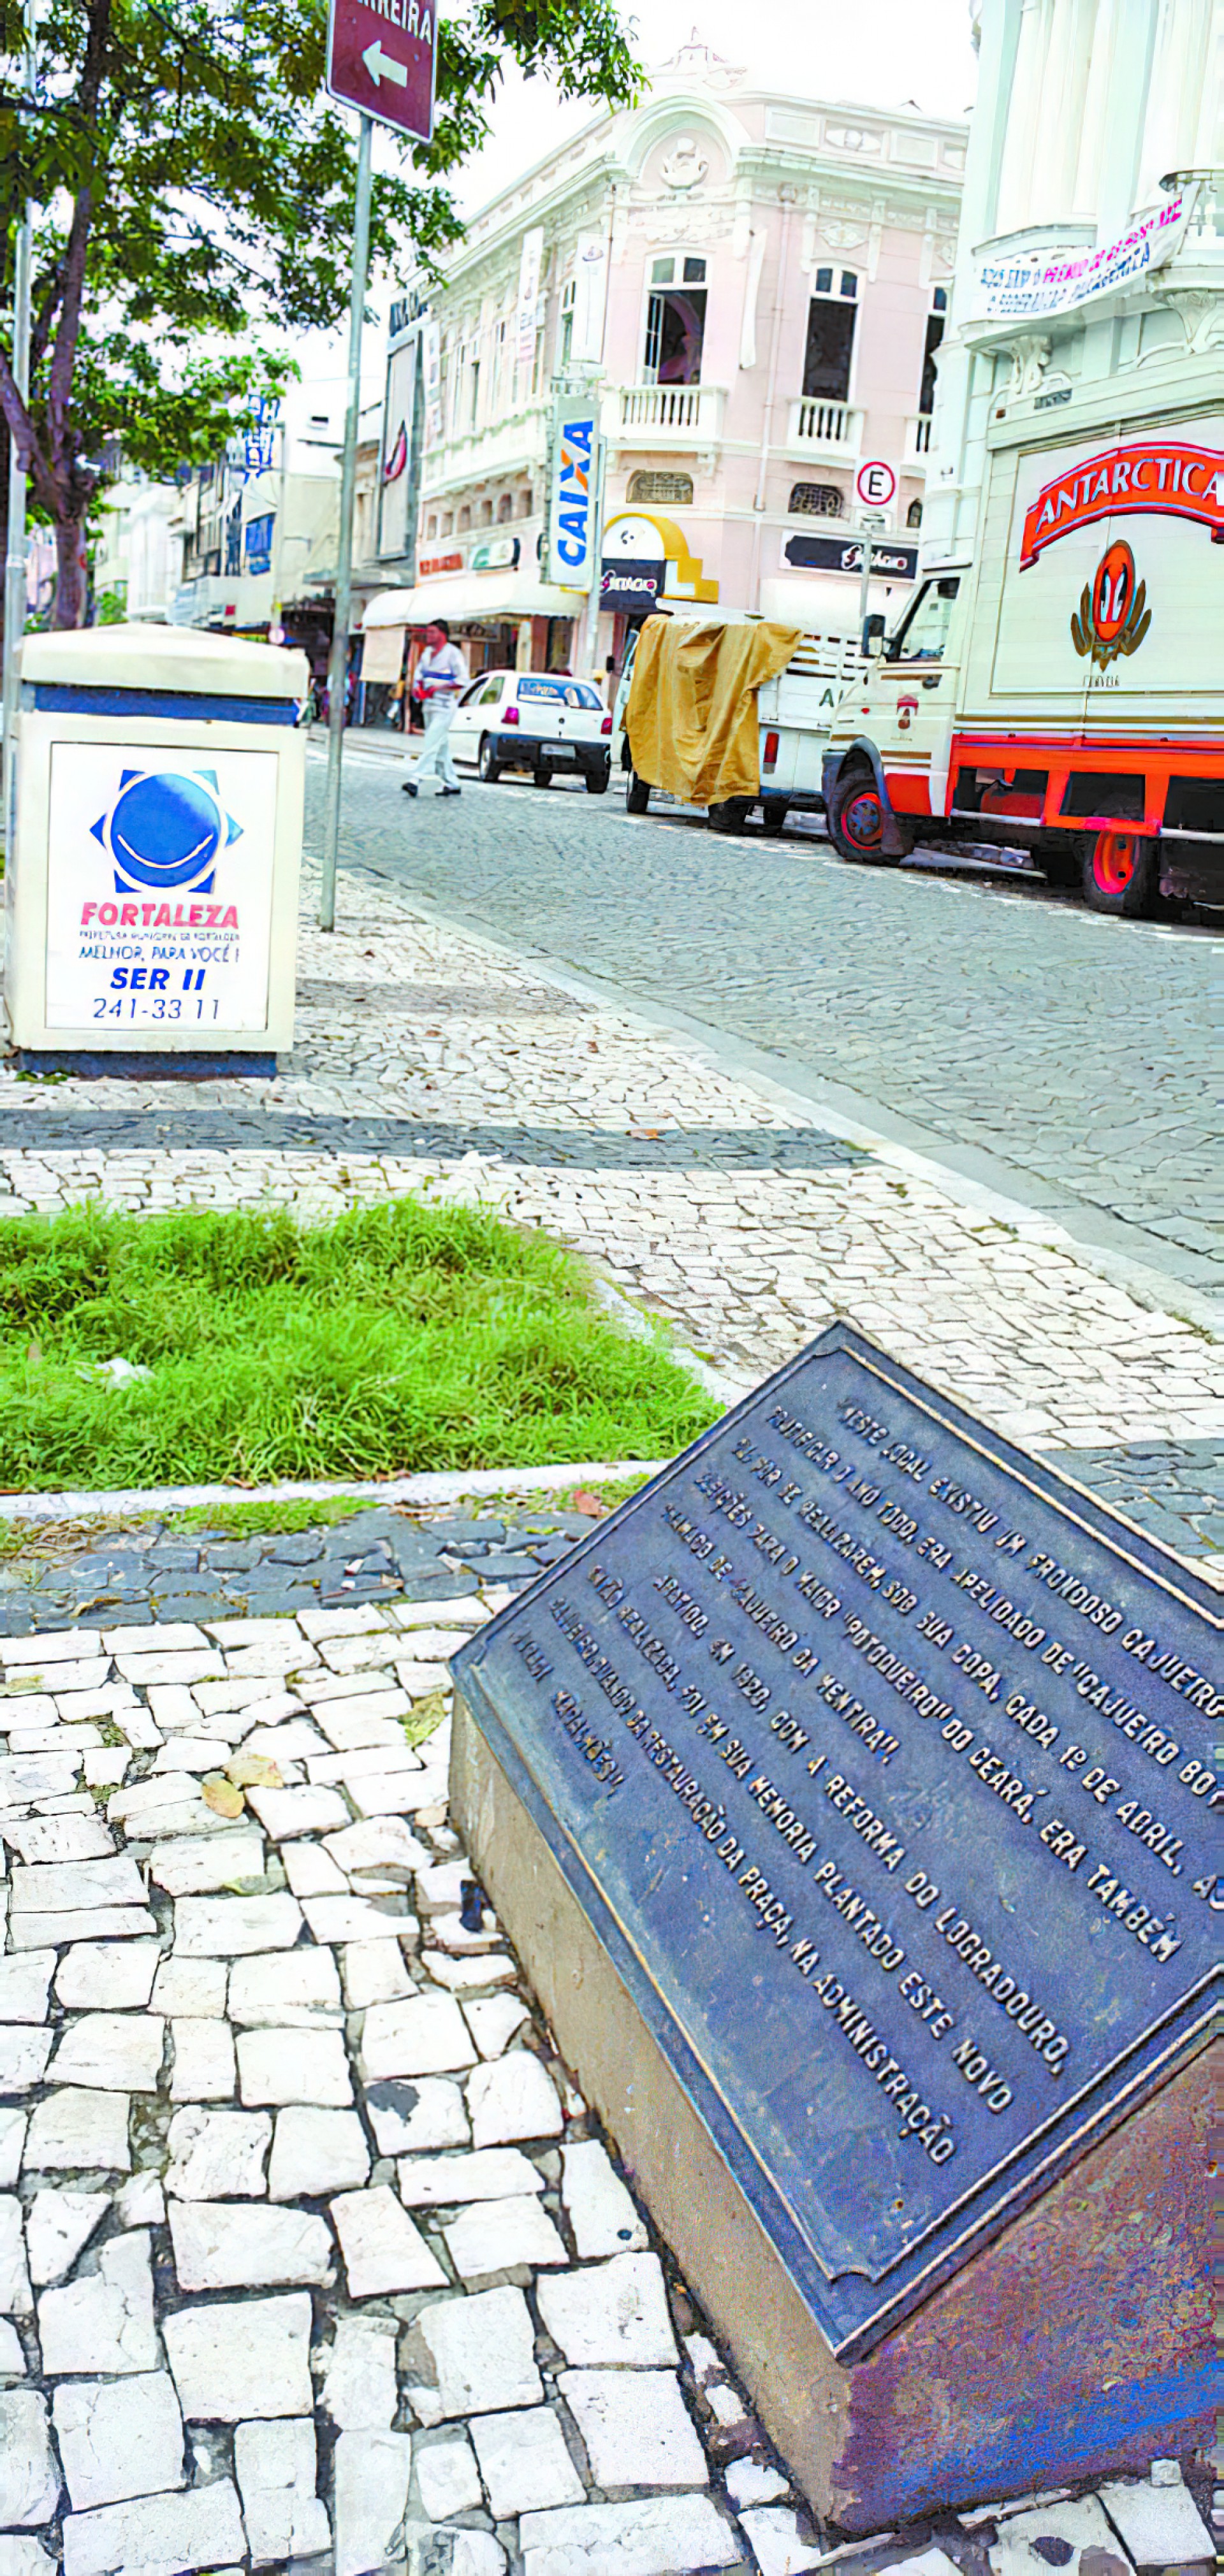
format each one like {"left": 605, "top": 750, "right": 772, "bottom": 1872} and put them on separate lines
{"left": 820, "top": 404, "right": 1224, "bottom": 915}
{"left": 613, "top": 614, "right": 863, "bottom": 834}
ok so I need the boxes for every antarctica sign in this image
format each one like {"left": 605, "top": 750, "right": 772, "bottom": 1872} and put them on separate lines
{"left": 45, "top": 742, "right": 279, "bottom": 1032}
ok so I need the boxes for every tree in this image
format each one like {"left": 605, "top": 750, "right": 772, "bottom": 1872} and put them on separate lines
{"left": 0, "top": 0, "right": 640, "bottom": 625}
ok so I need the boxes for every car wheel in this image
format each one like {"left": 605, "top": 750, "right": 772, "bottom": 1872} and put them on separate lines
{"left": 1083, "top": 830, "right": 1156, "bottom": 916}
{"left": 761, "top": 800, "right": 789, "bottom": 836}
{"left": 477, "top": 736, "right": 500, "bottom": 784}
{"left": 532, "top": 769, "right": 551, "bottom": 790}
{"left": 585, "top": 769, "right": 609, "bottom": 795}
{"left": 826, "top": 767, "right": 898, "bottom": 864}
{"left": 708, "top": 797, "right": 754, "bottom": 834}
{"left": 625, "top": 769, "right": 650, "bottom": 814}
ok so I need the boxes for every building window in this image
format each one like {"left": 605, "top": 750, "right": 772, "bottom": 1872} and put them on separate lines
{"left": 907, "top": 496, "right": 923, "bottom": 528}
{"left": 425, "top": 515, "right": 438, "bottom": 540}
{"left": 479, "top": 498, "right": 493, "bottom": 525}
{"left": 559, "top": 277, "right": 576, "bottom": 370}
{"left": 458, "top": 504, "right": 471, "bottom": 531}
{"left": 804, "top": 270, "right": 857, "bottom": 403}
{"left": 441, "top": 511, "right": 453, "bottom": 535}
{"left": 789, "top": 481, "right": 842, "bottom": 517}
{"left": 468, "top": 352, "right": 481, "bottom": 428}
{"left": 644, "top": 266, "right": 707, "bottom": 386}
{"left": 628, "top": 470, "right": 694, "bottom": 505}
{"left": 519, "top": 487, "right": 533, "bottom": 516}
{"left": 497, "top": 492, "right": 514, "bottom": 521}
{"left": 919, "top": 293, "right": 945, "bottom": 416}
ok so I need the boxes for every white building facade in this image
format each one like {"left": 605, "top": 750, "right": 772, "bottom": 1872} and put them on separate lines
{"left": 923, "top": 0, "right": 1224, "bottom": 568}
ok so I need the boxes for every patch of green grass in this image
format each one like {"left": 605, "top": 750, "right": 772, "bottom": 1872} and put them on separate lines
{"left": 0, "top": 1198, "right": 718, "bottom": 1490}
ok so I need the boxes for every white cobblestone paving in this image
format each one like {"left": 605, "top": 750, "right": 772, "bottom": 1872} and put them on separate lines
{"left": 0, "top": 1593, "right": 1209, "bottom": 2576}
{"left": 1, "top": 871, "right": 1220, "bottom": 1465}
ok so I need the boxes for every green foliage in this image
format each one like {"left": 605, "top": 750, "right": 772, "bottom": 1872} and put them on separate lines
{"left": 0, "top": 1196, "right": 716, "bottom": 1486}
{"left": 0, "top": 0, "right": 641, "bottom": 612}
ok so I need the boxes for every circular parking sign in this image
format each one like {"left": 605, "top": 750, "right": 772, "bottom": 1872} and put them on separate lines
{"left": 855, "top": 457, "right": 898, "bottom": 508}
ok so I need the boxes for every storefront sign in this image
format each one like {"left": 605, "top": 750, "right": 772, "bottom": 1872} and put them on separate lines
{"left": 600, "top": 557, "right": 666, "bottom": 614}
{"left": 417, "top": 551, "right": 463, "bottom": 578}
{"left": 546, "top": 405, "right": 601, "bottom": 591}
{"left": 470, "top": 536, "right": 520, "bottom": 572}
{"left": 573, "top": 233, "right": 609, "bottom": 365}
{"left": 782, "top": 533, "right": 918, "bottom": 581}
{"left": 972, "top": 196, "right": 1188, "bottom": 323}
{"left": 45, "top": 745, "right": 277, "bottom": 1034}
{"left": 1019, "top": 437, "right": 1224, "bottom": 568}
{"left": 516, "top": 228, "right": 544, "bottom": 374}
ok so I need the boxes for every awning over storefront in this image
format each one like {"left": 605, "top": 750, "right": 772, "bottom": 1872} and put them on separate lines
{"left": 364, "top": 575, "right": 585, "bottom": 629}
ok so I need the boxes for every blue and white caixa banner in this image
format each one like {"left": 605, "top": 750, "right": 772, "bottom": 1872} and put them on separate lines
{"left": 545, "top": 402, "right": 601, "bottom": 593}
{"left": 45, "top": 742, "right": 279, "bottom": 1032}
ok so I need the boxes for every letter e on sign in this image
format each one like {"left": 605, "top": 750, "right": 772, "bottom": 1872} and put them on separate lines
{"left": 855, "top": 459, "right": 898, "bottom": 510}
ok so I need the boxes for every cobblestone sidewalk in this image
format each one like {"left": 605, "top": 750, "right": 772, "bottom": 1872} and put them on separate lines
{"left": 0, "top": 1582, "right": 1214, "bottom": 2576}
{"left": 1, "top": 865, "right": 1221, "bottom": 1572}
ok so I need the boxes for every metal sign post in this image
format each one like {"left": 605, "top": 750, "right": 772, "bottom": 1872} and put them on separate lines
{"left": 1, "top": 0, "right": 36, "bottom": 855}
{"left": 318, "top": 0, "right": 437, "bottom": 931}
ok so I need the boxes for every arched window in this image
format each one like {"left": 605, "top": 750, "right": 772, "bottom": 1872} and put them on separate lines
{"left": 789, "top": 482, "right": 842, "bottom": 517}
{"left": 518, "top": 488, "right": 534, "bottom": 516}
{"left": 479, "top": 498, "right": 493, "bottom": 525}
{"left": 627, "top": 470, "right": 694, "bottom": 505}
{"left": 458, "top": 504, "right": 472, "bottom": 532}
{"left": 497, "top": 492, "right": 514, "bottom": 521}
{"left": 907, "top": 496, "right": 923, "bottom": 528}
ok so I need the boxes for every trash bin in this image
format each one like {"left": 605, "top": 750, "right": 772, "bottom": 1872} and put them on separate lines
{"left": 4, "top": 622, "right": 309, "bottom": 1073}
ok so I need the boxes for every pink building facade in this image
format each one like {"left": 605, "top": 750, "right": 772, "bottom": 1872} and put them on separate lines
{"left": 366, "top": 41, "right": 966, "bottom": 683}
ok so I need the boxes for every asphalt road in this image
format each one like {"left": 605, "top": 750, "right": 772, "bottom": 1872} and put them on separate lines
{"left": 306, "top": 737, "right": 1223, "bottom": 1304}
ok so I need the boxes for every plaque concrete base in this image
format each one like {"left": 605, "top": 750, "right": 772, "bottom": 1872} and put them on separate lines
{"left": 451, "top": 1695, "right": 1214, "bottom": 2531}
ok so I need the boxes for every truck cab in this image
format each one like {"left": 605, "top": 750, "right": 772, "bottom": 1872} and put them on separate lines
{"left": 822, "top": 402, "right": 1224, "bottom": 918}
{"left": 821, "top": 565, "right": 972, "bottom": 864}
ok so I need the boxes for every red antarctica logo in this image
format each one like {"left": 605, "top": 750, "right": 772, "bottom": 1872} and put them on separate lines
{"left": 1070, "top": 539, "right": 1152, "bottom": 669}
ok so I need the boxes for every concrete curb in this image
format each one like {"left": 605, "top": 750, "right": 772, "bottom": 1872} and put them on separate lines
{"left": 0, "top": 1455, "right": 668, "bottom": 1524}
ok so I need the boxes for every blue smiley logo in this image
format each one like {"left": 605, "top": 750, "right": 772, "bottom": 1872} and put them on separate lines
{"left": 91, "top": 767, "right": 242, "bottom": 896}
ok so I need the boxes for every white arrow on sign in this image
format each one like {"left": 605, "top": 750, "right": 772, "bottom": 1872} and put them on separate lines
{"left": 363, "top": 38, "right": 408, "bottom": 85}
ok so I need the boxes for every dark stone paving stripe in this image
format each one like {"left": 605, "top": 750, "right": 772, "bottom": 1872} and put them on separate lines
{"left": 1049, "top": 1440, "right": 1223, "bottom": 1561}
{"left": 0, "top": 1459, "right": 1217, "bottom": 1638}
{"left": 0, "top": 1112, "right": 861, "bottom": 1171}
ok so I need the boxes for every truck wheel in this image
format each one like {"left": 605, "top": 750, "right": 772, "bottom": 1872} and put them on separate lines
{"left": 1040, "top": 844, "right": 1079, "bottom": 889}
{"left": 625, "top": 770, "right": 650, "bottom": 814}
{"left": 826, "top": 769, "right": 895, "bottom": 864}
{"left": 532, "top": 769, "right": 551, "bottom": 790}
{"left": 585, "top": 770, "right": 609, "bottom": 795}
{"left": 761, "top": 800, "right": 789, "bottom": 837}
{"left": 1083, "top": 830, "right": 1156, "bottom": 916}
{"left": 708, "top": 797, "right": 754, "bottom": 834}
{"left": 477, "top": 736, "right": 500, "bottom": 784}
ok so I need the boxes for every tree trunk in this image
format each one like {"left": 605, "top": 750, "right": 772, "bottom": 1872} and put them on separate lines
{"left": 53, "top": 513, "right": 87, "bottom": 628}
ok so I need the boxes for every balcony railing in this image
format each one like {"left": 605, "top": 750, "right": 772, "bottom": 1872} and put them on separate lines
{"left": 611, "top": 383, "right": 727, "bottom": 442}
{"left": 785, "top": 398, "right": 864, "bottom": 457}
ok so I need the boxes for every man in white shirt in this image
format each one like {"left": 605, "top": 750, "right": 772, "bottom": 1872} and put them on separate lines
{"left": 402, "top": 620, "right": 468, "bottom": 797}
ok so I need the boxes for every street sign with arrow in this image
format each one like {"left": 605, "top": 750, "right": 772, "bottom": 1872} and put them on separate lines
{"left": 326, "top": 0, "right": 437, "bottom": 140}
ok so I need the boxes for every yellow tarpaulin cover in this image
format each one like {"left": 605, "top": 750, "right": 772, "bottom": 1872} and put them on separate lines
{"left": 626, "top": 618, "right": 802, "bottom": 805}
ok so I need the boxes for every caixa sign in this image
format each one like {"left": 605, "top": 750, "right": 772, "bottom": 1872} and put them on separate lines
{"left": 546, "top": 405, "right": 601, "bottom": 592}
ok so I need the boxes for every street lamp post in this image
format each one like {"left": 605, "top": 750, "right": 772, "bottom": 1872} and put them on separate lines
{"left": 2, "top": 0, "right": 37, "bottom": 853}
{"left": 318, "top": 112, "right": 374, "bottom": 934}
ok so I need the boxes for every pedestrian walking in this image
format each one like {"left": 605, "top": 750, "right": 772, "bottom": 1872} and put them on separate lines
{"left": 402, "top": 620, "right": 467, "bottom": 797}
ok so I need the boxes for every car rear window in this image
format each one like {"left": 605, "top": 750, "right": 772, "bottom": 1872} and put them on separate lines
{"left": 517, "top": 676, "right": 601, "bottom": 707}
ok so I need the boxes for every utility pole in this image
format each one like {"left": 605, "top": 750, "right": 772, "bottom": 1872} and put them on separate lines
{"left": 2, "top": 0, "right": 36, "bottom": 853}
{"left": 318, "top": 111, "right": 373, "bottom": 933}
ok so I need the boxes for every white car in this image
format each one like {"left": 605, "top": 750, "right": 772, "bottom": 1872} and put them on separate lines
{"left": 448, "top": 669, "right": 612, "bottom": 792}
